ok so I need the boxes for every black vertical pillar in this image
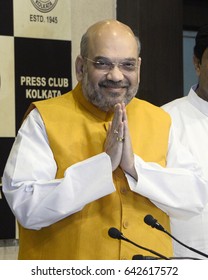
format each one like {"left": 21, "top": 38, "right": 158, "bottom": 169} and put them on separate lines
{"left": 117, "top": 0, "right": 183, "bottom": 106}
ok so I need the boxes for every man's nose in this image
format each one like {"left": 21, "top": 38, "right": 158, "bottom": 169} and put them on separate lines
{"left": 106, "top": 65, "right": 124, "bottom": 81}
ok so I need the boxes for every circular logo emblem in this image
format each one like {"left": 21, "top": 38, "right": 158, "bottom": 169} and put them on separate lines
{"left": 31, "top": 0, "right": 58, "bottom": 13}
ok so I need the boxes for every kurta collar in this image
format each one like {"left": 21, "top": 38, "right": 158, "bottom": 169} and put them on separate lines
{"left": 188, "top": 85, "right": 208, "bottom": 117}
{"left": 72, "top": 83, "right": 114, "bottom": 121}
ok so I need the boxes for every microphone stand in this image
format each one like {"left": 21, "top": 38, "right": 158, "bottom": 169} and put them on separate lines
{"left": 144, "top": 214, "right": 208, "bottom": 259}
{"left": 108, "top": 227, "right": 169, "bottom": 260}
{"left": 120, "top": 235, "right": 169, "bottom": 260}
{"left": 163, "top": 229, "right": 208, "bottom": 259}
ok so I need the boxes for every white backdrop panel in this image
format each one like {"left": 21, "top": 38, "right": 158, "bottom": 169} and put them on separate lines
{"left": 13, "top": 0, "right": 71, "bottom": 40}
{"left": 0, "top": 36, "right": 15, "bottom": 137}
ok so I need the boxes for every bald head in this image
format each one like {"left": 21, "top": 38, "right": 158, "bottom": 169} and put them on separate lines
{"left": 80, "top": 19, "right": 140, "bottom": 58}
{"left": 87, "top": 19, "right": 134, "bottom": 38}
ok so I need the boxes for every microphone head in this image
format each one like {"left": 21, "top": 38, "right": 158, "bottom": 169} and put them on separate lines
{"left": 108, "top": 227, "right": 123, "bottom": 240}
{"left": 144, "top": 214, "right": 156, "bottom": 227}
{"left": 132, "top": 254, "right": 145, "bottom": 260}
{"left": 144, "top": 214, "right": 164, "bottom": 231}
{"left": 132, "top": 255, "right": 159, "bottom": 260}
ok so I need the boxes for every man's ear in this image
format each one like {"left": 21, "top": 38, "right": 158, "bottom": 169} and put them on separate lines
{"left": 75, "top": 55, "right": 84, "bottom": 81}
{"left": 137, "top": 57, "right": 141, "bottom": 82}
{"left": 193, "top": 55, "right": 201, "bottom": 76}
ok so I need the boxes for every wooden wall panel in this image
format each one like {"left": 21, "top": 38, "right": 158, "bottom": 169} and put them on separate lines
{"left": 117, "top": 0, "right": 183, "bottom": 106}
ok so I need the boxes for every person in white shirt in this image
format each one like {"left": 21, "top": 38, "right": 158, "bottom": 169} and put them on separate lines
{"left": 162, "top": 24, "right": 208, "bottom": 259}
{"left": 2, "top": 20, "right": 208, "bottom": 260}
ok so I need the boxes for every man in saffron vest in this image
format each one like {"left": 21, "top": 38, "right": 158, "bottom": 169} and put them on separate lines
{"left": 3, "top": 20, "right": 208, "bottom": 260}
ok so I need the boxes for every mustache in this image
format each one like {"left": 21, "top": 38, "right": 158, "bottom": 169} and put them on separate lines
{"left": 99, "top": 81, "right": 129, "bottom": 88}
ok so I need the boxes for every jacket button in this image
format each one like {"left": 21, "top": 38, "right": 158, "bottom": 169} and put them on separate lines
{"left": 123, "top": 221, "right": 129, "bottom": 229}
{"left": 120, "top": 187, "right": 127, "bottom": 194}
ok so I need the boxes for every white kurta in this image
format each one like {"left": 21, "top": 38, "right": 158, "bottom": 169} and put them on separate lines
{"left": 162, "top": 85, "right": 208, "bottom": 259}
{"left": 2, "top": 107, "right": 208, "bottom": 240}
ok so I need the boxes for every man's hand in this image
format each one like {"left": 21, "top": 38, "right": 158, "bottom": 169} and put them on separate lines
{"left": 104, "top": 104, "right": 124, "bottom": 171}
{"left": 104, "top": 103, "right": 138, "bottom": 180}
{"left": 120, "top": 105, "right": 138, "bottom": 180}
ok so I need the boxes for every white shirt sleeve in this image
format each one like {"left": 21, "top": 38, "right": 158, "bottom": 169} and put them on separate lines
{"left": 2, "top": 109, "right": 116, "bottom": 230}
{"left": 126, "top": 126, "right": 208, "bottom": 218}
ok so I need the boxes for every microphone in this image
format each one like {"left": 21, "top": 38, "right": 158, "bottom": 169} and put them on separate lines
{"left": 144, "top": 214, "right": 208, "bottom": 259}
{"left": 132, "top": 255, "right": 160, "bottom": 260}
{"left": 108, "top": 227, "right": 169, "bottom": 260}
{"left": 144, "top": 214, "right": 165, "bottom": 231}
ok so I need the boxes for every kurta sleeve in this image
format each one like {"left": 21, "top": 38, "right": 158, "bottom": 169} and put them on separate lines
{"left": 2, "top": 109, "right": 115, "bottom": 230}
{"left": 126, "top": 126, "right": 208, "bottom": 218}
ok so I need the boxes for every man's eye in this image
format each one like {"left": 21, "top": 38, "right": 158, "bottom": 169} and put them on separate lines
{"left": 96, "top": 61, "right": 109, "bottom": 66}
{"left": 123, "top": 62, "right": 135, "bottom": 68}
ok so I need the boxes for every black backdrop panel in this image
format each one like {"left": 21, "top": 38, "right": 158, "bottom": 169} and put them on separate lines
{"left": 15, "top": 37, "right": 72, "bottom": 131}
{"left": 0, "top": 138, "right": 15, "bottom": 239}
{"left": 0, "top": 0, "right": 13, "bottom": 36}
{"left": 0, "top": 187, "right": 15, "bottom": 239}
